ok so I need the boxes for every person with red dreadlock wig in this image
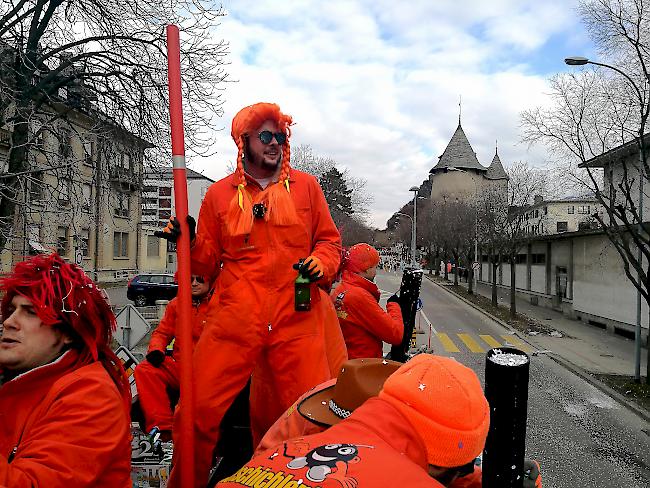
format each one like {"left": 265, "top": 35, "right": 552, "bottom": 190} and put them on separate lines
{"left": 331, "top": 243, "right": 404, "bottom": 359}
{"left": 158, "top": 102, "right": 341, "bottom": 487}
{"left": 0, "top": 253, "right": 131, "bottom": 487}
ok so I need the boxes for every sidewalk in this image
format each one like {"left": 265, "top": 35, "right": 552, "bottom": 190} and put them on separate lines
{"left": 427, "top": 274, "right": 649, "bottom": 418}
{"left": 466, "top": 280, "right": 648, "bottom": 376}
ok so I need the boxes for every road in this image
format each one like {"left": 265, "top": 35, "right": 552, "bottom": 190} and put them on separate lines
{"left": 376, "top": 270, "right": 650, "bottom": 488}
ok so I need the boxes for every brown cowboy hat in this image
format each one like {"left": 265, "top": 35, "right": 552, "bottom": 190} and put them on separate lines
{"left": 298, "top": 358, "right": 401, "bottom": 427}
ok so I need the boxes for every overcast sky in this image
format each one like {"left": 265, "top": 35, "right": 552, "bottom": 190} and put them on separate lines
{"left": 187, "top": 0, "right": 596, "bottom": 228}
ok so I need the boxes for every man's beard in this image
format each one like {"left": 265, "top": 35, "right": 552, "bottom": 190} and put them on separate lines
{"left": 250, "top": 152, "right": 280, "bottom": 171}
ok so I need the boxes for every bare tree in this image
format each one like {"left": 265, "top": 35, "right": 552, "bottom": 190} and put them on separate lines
{"left": 0, "top": 0, "right": 229, "bottom": 254}
{"left": 291, "top": 143, "right": 373, "bottom": 221}
{"left": 521, "top": 0, "right": 650, "bottom": 379}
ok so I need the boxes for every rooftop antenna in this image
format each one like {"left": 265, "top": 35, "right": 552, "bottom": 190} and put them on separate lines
{"left": 458, "top": 95, "right": 462, "bottom": 124}
{"left": 495, "top": 139, "right": 498, "bottom": 155}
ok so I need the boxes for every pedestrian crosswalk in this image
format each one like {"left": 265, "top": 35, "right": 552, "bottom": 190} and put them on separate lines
{"left": 429, "top": 332, "right": 533, "bottom": 354}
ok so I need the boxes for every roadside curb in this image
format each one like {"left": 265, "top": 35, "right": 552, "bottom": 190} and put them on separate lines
{"left": 424, "top": 275, "right": 650, "bottom": 423}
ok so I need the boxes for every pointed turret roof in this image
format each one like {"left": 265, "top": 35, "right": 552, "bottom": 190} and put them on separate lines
{"left": 485, "top": 150, "right": 509, "bottom": 180}
{"left": 430, "top": 123, "right": 486, "bottom": 173}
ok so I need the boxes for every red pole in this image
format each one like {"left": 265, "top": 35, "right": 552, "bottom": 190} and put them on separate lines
{"left": 166, "top": 24, "right": 194, "bottom": 487}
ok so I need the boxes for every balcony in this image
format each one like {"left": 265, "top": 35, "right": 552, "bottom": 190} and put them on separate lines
{"left": 108, "top": 166, "right": 139, "bottom": 192}
{"left": 0, "top": 128, "right": 10, "bottom": 147}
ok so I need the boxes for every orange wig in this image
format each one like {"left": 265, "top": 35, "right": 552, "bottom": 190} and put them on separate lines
{"left": 228, "top": 102, "right": 298, "bottom": 236}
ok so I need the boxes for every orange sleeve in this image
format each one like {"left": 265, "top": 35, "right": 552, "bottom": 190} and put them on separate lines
{"left": 147, "top": 298, "right": 177, "bottom": 353}
{"left": 349, "top": 291, "right": 404, "bottom": 346}
{"left": 190, "top": 185, "right": 222, "bottom": 280}
{"left": 449, "top": 466, "right": 482, "bottom": 488}
{"left": 0, "top": 375, "right": 129, "bottom": 487}
{"left": 308, "top": 178, "right": 342, "bottom": 283}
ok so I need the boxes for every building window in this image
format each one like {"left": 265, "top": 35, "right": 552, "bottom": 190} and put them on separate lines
{"left": 114, "top": 191, "right": 130, "bottom": 218}
{"left": 147, "top": 235, "right": 160, "bottom": 257}
{"left": 143, "top": 185, "right": 157, "bottom": 193}
{"left": 59, "top": 129, "right": 73, "bottom": 158}
{"left": 83, "top": 140, "right": 93, "bottom": 166}
{"left": 159, "top": 198, "right": 172, "bottom": 209}
{"left": 57, "top": 226, "right": 69, "bottom": 255}
{"left": 534, "top": 209, "right": 539, "bottom": 218}
{"left": 143, "top": 197, "right": 157, "bottom": 206}
{"left": 80, "top": 228, "right": 90, "bottom": 257}
{"left": 577, "top": 205, "right": 590, "bottom": 214}
{"left": 113, "top": 232, "right": 129, "bottom": 258}
{"left": 531, "top": 253, "right": 546, "bottom": 265}
{"left": 567, "top": 205, "right": 575, "bottom": 214}
{"left": 29, "top": 171, "right": 44, "bottom": 202}
{"left": 159, "top": 187, "right": 172, "bottom": 197}
{"left": 544, "top": 206, "right": 548, "bottom": 215}
{"left": 557, "top": 221, "right": 568, "bottom": 233}
{"left": 159, "top": 209, "right": 171, "bottom": 221}
{"left": 82, "top": 183, "right": 92, "bottom": 212}
{"left": 142, "top": 208, "right": 157, "bottom": 216}
{"left": 516, "top": 254, "right": 526, "bottom": 264}
{"left": 58, "top": 178, "right": 70, "bottom": 204}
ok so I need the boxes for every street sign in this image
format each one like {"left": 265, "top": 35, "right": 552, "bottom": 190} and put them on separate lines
{"left": 74, "top": 248, "right": 83, "bottom": 266}
{"left": 114, "top": 345, "right": 139, "bottom": 401}
{"left": 472, "top": 261, "right": 480, "bottom": 271}
{"left": 115, "top": 304, "right": 151, "bottom": 350}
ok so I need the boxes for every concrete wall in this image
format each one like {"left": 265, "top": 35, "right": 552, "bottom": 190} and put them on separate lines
{"left": 573, "top": 234, "right": 649, "bottom": 329}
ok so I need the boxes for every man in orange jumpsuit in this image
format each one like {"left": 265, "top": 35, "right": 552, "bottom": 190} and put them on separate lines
{"left": 0, "top": 253, "right": 131, "bottom": 487}
{"left": 331, "top": 243, "right": 404, "bottom": 359}
{"left": 161, "top": 102, "right": 341, "bottom": 486}
{"left": 134, "top": 271, "right": 213, "bottom": 440}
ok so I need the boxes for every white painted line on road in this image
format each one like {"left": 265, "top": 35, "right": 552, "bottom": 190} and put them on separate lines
{"left": 419, "top": 310, "right": 436, "bottom": 333}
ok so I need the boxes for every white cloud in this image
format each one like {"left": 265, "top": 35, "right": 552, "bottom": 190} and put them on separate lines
{"left": 185, "top": 0, "right": 589, "bottom": 227}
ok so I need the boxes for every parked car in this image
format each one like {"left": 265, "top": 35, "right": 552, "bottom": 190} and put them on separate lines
{"left": 127, "top": 273, "right": 178, "bottom": 307}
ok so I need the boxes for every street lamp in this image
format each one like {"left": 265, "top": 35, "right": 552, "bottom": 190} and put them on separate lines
{"left": 410, "top": 186, "right": 419, "bottom": 267}
{"left": 565, "top": 55, "right": 646, "bottom": 382}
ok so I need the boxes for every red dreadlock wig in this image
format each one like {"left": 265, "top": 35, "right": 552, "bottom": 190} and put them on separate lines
{"left": 0, "top": 253, "right": 130, "bottom": 405}
{"left": 228, "top": 102, "right": 298, "bottom": 236}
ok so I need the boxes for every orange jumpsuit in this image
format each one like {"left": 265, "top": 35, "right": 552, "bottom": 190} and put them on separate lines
{"left": 173, "top": 169, "right": 341, "bottom": 487}
{"left": 0, "top": 350, "right": 131, "bottom": 487}
{"left": 218, "top": 397, "right": 452, "bottom": 488}
{"left": 331, "top": 270, "right": 404, "bottom": 359}
{"left": 134, "top": 295, "right": 210, "bottom": 432}
{"left": 249, "top": 289, "right": 347, "bottom": 448}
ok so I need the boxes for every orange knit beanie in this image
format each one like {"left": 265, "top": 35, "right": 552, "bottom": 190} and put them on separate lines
{"left": 345, "top": 243, "right": 380, "bottom": 273}
{"left": 379, "top": 354, "right": 489, "bottom": 468}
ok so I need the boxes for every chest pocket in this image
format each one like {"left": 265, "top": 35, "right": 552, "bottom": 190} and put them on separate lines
{"left": 277, "top": 206, "right": 311, "bottom": 250}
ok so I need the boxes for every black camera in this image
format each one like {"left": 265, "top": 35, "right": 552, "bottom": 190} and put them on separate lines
{"left": 252, "top": 203, "right": 266, "bottom": 219}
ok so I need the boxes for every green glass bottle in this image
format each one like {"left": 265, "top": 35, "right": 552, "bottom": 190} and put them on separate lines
{"left": 293, "top": 260, "right": 311, "bottom": 312}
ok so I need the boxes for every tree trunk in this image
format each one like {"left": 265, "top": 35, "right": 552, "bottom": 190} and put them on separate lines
{"left": 468, "top": 263, "right": 474, "bottom": 295}
{"left": 510, "top": 256, "right": 517, "bottom": 317}
{"left": 491, "top": 252, "right": 498, "bottom": 307}
{"left": 646, "top": 308, "right": 650, "bottom": 385}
